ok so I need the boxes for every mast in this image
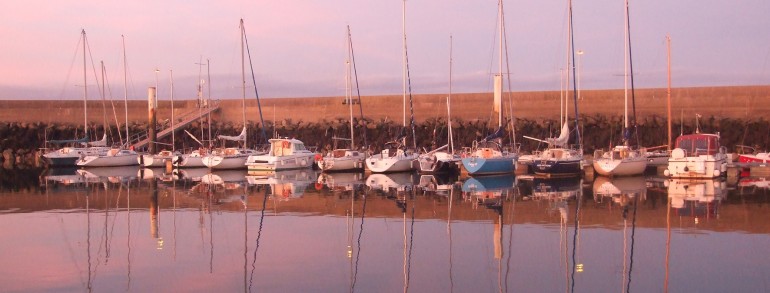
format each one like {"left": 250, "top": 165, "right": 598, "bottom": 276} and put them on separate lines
{"left": 495, "top": 0, "right": 504, "bottom": 128}
{"left": 348, "top": 28, "right": 367, "bottom": 149}
{"left": 170, "top": 69, "right": 175, "bottom": 152}
{"left": 346, "top": 26, "right": 355, "bottom": 149}
{"left": 240, "top": 19, "right": 247, "bottom": 148}
{"left": 122, "top": 35, "right": 129, "bottom": 146}
{"left": 82, "top": 29, "right": 88, "bottom": 138}
{"left": 623, "top": 0, "right": 629, "bottom": 130}
{"left": 666, "top": 35, "right": 672, "bottom": 151}
{"left": 448, "top": 35, "right": 454, "bottom": 154}
{"left": 625, "top": 0, "right": 639, "bottom": 146}
{"left": 207, "top": 59, "right": 212, "bottom": 148}
{"left": 568, "top": 0, "right": 581, "bottom": 146}
{"left": 401, "top": 0, "right": 407, "bottom": 145}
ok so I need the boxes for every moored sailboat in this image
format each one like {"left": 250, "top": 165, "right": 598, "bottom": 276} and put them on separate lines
{"left": 460, "top": 0, "right": 518, "bottom": 176}
{"left": 202, "top": 19, "right": 266, "bottom": 170}
{"left": 365, "top": 0, "right": 418, "bottom": 173}
{"left": 317, "top": 26, "right": 366, "bottom": 172}
{"left": 42, "top": 30, "right": 110, "bottom": 166}
{"left": 593, "top": 0, "right": 647, "bottom": 176}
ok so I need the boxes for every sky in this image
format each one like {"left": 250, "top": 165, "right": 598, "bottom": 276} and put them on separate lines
{"left": 1, "top": 0, "right": 769, "bottom": 101}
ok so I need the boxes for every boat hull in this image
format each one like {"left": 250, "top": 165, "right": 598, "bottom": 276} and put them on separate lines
{"left": 531, "top": 158, "right": 582, "bottom": 177}
{"left": 365, "top": 154, "right": 417, "bottom": 173}
{"left": 593, "top": 157, "right": 648, "bottom": 176}
{"left": 317, "top": 156, "right": 365, "bottom": 172}
{"left": 738, "top": 153, "right": 770, "bottom": 164}
{"left": 461, "top": 156, "right": 515, "bottom": 175}
{"left": 246, "top": 154, "right": 316, "bottom": 172}
{"left": 77, "top": 153, "right": 139, "bottom": 167}
{"left": 202, "top": 155, "right": 248, "bottom": 170}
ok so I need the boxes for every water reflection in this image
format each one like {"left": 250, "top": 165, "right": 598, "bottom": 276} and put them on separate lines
{"left": 3, "top": 168, "right": 770, "bottom": 291}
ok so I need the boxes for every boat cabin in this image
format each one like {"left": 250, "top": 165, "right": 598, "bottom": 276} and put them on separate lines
{"left": 270, "top": 138, "right": 308, "bottom": 156}
{"left": 675, "top": 134, "right": 721, "bottom": 156}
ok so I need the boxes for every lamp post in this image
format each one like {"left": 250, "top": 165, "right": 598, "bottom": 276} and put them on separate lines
{"left": 576, "top": 50, "right": 584, "bottom": 100}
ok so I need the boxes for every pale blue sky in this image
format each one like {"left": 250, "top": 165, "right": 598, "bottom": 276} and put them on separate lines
{"left": 1, "top": 0, "right": 768, "bottom": 100}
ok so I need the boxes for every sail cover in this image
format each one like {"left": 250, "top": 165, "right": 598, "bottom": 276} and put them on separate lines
{"left": 546, "top": 122, "right": 570, "bottom": 147}
{"left": 483, "top": 126, "right": 506, "bottom": 142}
{"left": 86, "top": 134, "right": 108, "bottom": 147}
{"left": 218, "top": 127, "right": 247, "bottom": 142}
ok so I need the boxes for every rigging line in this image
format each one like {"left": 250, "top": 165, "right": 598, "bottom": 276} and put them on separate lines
{"left": 626, "top": 190, "right": 639, "bottom": 293}
{"left": 248, "top": 192, "right": 269, "bottom": 291}
{"left": 351, "top": 192, "right": 367, "bottom": 292}
{"left": 348, "top": 26, "right": 367, "bottom": 149}
{"left": 570, "top": 184, "right": 581, "bottom": 293}
{"left": 242, "top": 23, "right": 269, "bottom": 145}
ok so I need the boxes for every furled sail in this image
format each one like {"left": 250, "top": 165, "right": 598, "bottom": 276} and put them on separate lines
{"left": 217, "top": 127, "right": 247, "bottom": 142}
{"left": 546, "top": 122, "right": 570, "bottom": 147}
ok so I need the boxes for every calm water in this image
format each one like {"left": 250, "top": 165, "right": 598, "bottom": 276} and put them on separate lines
{"left": 2, "top": 167, "right": 770, "bottom": 292}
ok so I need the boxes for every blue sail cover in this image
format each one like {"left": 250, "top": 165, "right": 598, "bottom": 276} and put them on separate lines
{"left": 483, "top": 126, "right": 505, "bottom": 142}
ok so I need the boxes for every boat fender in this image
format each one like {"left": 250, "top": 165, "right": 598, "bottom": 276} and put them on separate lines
{"left": 315, "top": 154, "right": 322, "bottom": 161}
{"left": 663, "top": 169, "right": 670, "bottom": 176}
{"left": 713, "top": 170, "right": 720, "bottom": 177}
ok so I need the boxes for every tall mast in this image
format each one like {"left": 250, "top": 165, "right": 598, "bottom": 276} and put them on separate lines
{"left": 448, "top": 35, "right": 454, "bottom": 154}
{"left": 401, "top": 0, "right": 407, "bottom": 144}
{"left": 666, "top": 34, "right": 672, "bottom": 151}
{"left": 122, "top": 35, "right": 129, "bottom": 146}
{"left": 170, "top": 69, "right": 175, "bottom": 152}
{"left": 207, "top": 58, "right": 212, "bottom": 148}
{"left": 623, "top": 0, "right": 629, "bottom": 129}
{"left": 568, "top": 0, "right": 581, "bottom": 145}
{"left": 346, "top": 26, "right": 355, "bottom": 149}
{"left": 82, "top": 29, "right": 88, "bottom": 138}
{"left": 498, "top": 0, "right": 504, "bottom": 128}
{"left": 240, "top": 19, "right": 247, "bottom": 148}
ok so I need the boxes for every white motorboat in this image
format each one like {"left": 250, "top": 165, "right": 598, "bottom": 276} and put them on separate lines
{"left": 246, "top": 138, "right": 316, "bottom": 172}
{"left": 664, "top": 133, "right": 728, "bottom": 179}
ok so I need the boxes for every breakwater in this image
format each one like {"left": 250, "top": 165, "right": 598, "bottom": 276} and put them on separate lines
{"left": 2, "top": 85, "right": 769, "bottom": 167}
{"left": 2, "top": 114, "right": 768, "bottom": 168}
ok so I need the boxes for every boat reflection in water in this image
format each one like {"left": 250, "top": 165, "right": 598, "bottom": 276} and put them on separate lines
{"left": 666, "top": 178, "right": 727, "bottom": 219}
{"left": 77, "top": 165, "right": 140, "bottom": 185}
{"left": 316, "top": 172, "right": 365, "bottom": 192}
{"left": 365, "top": 172, "right": 416, "bottom": 192}
{"left": 524, "top": 176, "right": 582, "bottom": 201}
{"left": 417, "top": 174, "right": 458, "bottom": 196}
{"left": 461, "top": 174, "right": 516, "bottom": 207}
{"left": 247, "top": 169, "right": 318, "bottom": 200}
{"left": 592, "top": 176, "right": 647, "bottom": 207}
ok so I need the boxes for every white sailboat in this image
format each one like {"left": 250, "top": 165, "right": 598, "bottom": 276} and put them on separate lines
{"left": 77, "top": 36, "right": 139, "bottom": 168}
{"left": 592, "top": 0, "right": 647, "bottom": 176}
{"left": 460, "top": 0, "right": 518, "bottom": 176}
{"left": 317, "top": 26, "right": 366, "bottom": 172}
{"left": 202, "top": 19, "right": 265, "bottom": 170}
{"left": 418, "top": 36, "right": 460, "bottom": 174}
{"left": 364, "top": 0, "right": 418, "bottom": 173}
{"left": 42, "top": 30, "right": 109, "bottom": 166}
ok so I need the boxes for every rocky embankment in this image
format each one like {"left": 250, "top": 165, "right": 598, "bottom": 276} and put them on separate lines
{"left": 2, "top": 114, "right": 768, "bottom": 168}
